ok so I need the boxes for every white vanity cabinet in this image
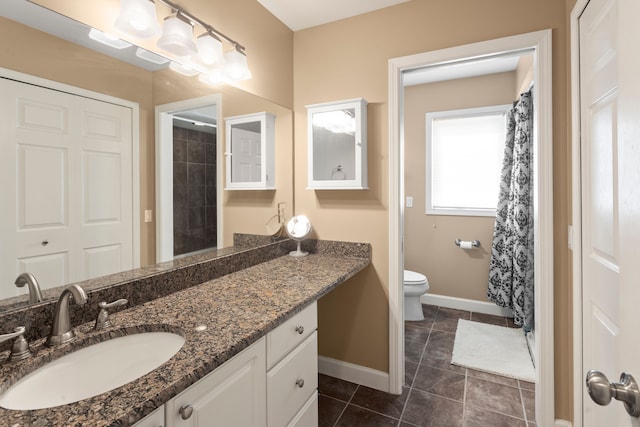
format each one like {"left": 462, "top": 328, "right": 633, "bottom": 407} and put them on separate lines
{"left": 165, "top": 337, "right": 267, "bottom": 427}
{"left": 161, "top": 302, "right": 318, "bottom": 427}
{"left": 266, "top": 303, "right": 318, "bottom": 427}
{"left": 225, "top": 112, "right": 276, "bottom": 190}
{"left": 133, "top": 405, "right": 165, "bottom": 427}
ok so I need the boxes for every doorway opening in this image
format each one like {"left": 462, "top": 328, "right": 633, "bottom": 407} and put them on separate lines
{"left": 156, "top": 95, "right": 223, "bottom": 263}
{"left": 388, "top": 30, "right": 554, "bottom": 425}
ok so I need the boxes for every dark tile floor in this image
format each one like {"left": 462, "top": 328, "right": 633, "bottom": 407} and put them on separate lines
{"left": 318, "top": 304, "right": 536, "bottom": 427}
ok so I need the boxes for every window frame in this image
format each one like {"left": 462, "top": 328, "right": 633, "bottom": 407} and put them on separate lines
{"left": 425, "top": 103, "right": 512, "bottom": 217}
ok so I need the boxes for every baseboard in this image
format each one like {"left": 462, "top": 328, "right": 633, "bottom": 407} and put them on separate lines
{"left": 318, "top": 355, "right": 390, "bottom": 393}
{"left": 420, "top": 293, "right": 513, "bottom": 318}
{"left": 555, "top": 420, "right": 572, "bottom": 427}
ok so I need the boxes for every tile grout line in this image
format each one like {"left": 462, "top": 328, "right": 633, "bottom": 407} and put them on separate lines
{"left": 331, "top": 384, "right": 359, "bottom": 427}
{"left": 397, "top": 310, "right": 435, "bottom": 426}
{"left": 518, "top": 382, "right": 529, "bottom": 425}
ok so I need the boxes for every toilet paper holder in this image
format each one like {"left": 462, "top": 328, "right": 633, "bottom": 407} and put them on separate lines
{"left": 455, "top": 239, "right": 480, "bottom": 248}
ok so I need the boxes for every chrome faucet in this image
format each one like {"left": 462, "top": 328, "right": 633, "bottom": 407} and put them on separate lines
{"left": 46, "top": 284, "right": 88, "bottom": 346}
{"left": 14, "top": 273, "right": 43, "bottom": 303}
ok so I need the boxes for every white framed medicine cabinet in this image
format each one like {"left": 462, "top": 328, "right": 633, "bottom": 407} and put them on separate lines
{"left": 306, "top": 98, "right": 368, "bottom": 189}
{"left": 224, "top": 112, "right": 275, "bottom": 190}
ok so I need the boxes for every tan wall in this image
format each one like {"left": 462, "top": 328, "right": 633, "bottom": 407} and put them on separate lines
{"left": 0, "top": 17, "right": 156, "bottom": 266}
{"left": 31, "top": 0, "right": 294, "bottom": 108}
{"left": 151, "top": 71, "right": 294, "bottom": 247}
{"left": 404, "top": 72, "right": 517, "bottom": 301}
{"left": 294, "top": 0, "right": 572, "bottom": 420}
{"left": 1, "top": 11, "right": 294, "bottom": 264}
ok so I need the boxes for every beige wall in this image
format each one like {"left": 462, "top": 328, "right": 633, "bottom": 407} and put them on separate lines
{"left": 404, "top": 72, "right": 517, "bottom": 301}
{"left": 31, "top": 0, "right": 294, "bottom": 108}
{"left": 0, "top": 17, "right": 157, "bottom": 266}
{"left": 1, "top": 13, "right": 294, "bottom": 263}
{"left": 294, "top": 0, "right": 572, "bottom": 420}
{"left": 151, "top": 71, "right": 294, "bottom": 247}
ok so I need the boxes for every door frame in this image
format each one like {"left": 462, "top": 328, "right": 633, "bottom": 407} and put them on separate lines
{"left": 155, "top": 95, "right": 223, "bottom": 262}
{"left": 570, "top": 0, "right": 589, "bottom": 425}
{"left": 388, "top": 29, "right": 554, "bottom": 424}
{"left": 0, "top": 66, "right": 141, "bottom": 270}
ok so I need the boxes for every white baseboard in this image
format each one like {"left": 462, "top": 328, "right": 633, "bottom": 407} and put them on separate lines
{"left": 555, "top": 420, "right": 572, "bottom": 427}
{"left": 420, "top": 293, "right": 514, "bottom": 318}
{"left": 318, "top": 355, "right": 390, "bottom": 393}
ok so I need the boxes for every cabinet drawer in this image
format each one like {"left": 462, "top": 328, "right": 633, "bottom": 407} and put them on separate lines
{"left": 133, "top": 405, "right": 164, "bottom": 427}
{"left": 267, "top": 302, "right": 317, "bottom": 369}
{"left": 287, "top": 391, "right": 318, "bottom": 427}
{"left": 267, "top": 332, "right": 318, "bottom": 427}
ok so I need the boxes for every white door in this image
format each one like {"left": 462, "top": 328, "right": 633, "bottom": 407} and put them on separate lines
{"left": 579, "top": 0, "right": 640, "bottom": 424}
{"left": 0, "top": 77, "right": 133, "bottom": 298}
{"left": 231, "top": 127, "right": 262, "bottom": 183}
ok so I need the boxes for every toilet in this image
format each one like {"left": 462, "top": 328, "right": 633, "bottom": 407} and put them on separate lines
{"left": 404, "top": 270, "right": 429, "bottom": 321}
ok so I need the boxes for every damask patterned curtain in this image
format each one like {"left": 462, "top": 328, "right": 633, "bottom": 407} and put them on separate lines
{"left": 487, "top": 90, "right": 534, "bottom": 331}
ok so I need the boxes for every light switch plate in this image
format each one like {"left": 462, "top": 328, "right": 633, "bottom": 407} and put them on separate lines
{"left": 406, "top": 196, "right": 413, "bottom": 208}
{"left": 144, "top": 210, "right": 153, "bottom": 223}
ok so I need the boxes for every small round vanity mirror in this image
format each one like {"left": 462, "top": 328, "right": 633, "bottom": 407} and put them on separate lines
{"left": 286, "top": 215, "right": 312, "bottom": 257}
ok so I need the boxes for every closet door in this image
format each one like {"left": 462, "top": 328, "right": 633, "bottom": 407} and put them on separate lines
{"left": 0, "top": 77, "right": 133, "bottom": 298}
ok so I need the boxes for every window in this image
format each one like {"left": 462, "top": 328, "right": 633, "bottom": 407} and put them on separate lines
{"left": 426, "top": 104, "right": 511, "bottom": 216}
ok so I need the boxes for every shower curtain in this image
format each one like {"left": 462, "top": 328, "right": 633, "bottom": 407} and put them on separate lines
{"left": 487, "top": 90, "right": 534, "bottom": 331}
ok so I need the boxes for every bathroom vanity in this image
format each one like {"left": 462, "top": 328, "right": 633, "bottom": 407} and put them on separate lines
{"left": 0, "top": 239, "right": 370, "bottom": 426}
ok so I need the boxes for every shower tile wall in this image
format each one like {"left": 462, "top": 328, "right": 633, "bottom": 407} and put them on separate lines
{"left": 173, "top": 126, "right": 217, "bottom": 256}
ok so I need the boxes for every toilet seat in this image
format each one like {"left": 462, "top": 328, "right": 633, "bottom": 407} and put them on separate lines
{"left": 404, "top": 270, "right": 427, "bottom": 285}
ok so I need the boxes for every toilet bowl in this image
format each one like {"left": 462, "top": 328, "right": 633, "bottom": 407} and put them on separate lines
{"left": 404, "top": 270, "right": 429, "bottom": 321}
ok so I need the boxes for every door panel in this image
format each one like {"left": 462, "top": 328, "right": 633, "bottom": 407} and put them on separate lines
{"left": 580, "top": 0, "right": 640, "bottom": 424}
{"left": 0, "top": 77, "right": 133, "bottom": 298}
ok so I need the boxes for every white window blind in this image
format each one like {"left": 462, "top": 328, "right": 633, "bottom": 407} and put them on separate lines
{"left": 426, "top": 104, "right": 511, "bottom": 216}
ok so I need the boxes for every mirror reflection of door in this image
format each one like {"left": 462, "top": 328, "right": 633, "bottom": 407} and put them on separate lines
{"left": 230, "top": 122, "right": 262, "bottom": 183}
{"left": 0, "top": 76, "right": 136, "bottom": 297}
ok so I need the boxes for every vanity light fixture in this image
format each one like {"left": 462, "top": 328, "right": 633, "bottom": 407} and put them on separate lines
{"left": 169, "top": 61, "right": 198, "bottom": 76}
{"left": 224, "top": 46, "right": 252, "bottom": 81}
{"left": 115, "top": 0, "right": 161, "bottom": 39}
{"left": 313, "top": 110, "right": 356, "bottom": 134}
{"left": 135, "top": 47, "right": 169, "bottom": 64}
{"left": 196, "top": 32, "right": 224, "bottom": 66}
{"left": 88, "top": 28, "right": 132, "bottom": 49}
{"left": 115, "top": 0, "right": 251, "bottom": 82}
{"left": 157, "top": 12, "right": 197, "bottom": 57}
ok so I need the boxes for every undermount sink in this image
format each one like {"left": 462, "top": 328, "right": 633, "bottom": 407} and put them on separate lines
{"left": 0, "top": 331, "right": 185, "bottom": 410}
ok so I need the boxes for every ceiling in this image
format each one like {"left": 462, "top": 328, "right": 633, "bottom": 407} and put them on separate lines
{"left": 256, "top": 0, "right": 411, "bottom": 31}
{"left": 3, "top": 0, "right": 528, "bottom": 89}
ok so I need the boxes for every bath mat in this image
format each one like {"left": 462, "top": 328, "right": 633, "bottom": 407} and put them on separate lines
{"left": 451, "top": 319, "right": 535, "bottom": 382}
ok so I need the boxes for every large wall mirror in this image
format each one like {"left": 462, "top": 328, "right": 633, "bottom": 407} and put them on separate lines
{"left": 0, "top": 0, "right": 293, "bottom": 312}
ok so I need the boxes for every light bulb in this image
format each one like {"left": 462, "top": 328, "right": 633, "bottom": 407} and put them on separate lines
{"left": 224, "top": 47, "right": 252, "bottom": 81}
{"left": 157, "top": 14, "right": 197, "bottom": 57}
{"left": 196, "top": 33, "right": 224, "bottom": 66}
{"left": 114, "top": 0, "right": 160, "bottom": 39}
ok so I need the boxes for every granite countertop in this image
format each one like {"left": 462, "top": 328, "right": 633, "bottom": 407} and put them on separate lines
{"left": 0, "top": 252, "right": 369, "bottom": 426}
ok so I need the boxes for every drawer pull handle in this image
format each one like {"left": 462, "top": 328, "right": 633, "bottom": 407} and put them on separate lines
{"left": 179, "top": 404, "right": 194, "bottom": 420}
{"left": 295, "top": 325, "right": 304, "bottom": 334}
{"left": 296, "top": 378, "right": 305, "bottom": 388}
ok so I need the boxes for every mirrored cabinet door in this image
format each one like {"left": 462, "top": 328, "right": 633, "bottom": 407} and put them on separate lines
{"left": 306, "top": 98, "right": 367, "bottom": 190}
{"left": 225, "top": 112, "right": 275, "bottom": 190}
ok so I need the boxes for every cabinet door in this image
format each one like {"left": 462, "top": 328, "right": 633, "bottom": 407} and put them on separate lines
{"left": 306, "top": 98, "right": 368, "bottom": 190}
{"left": 166, "top": 338, "right": 266, "bottom": 427}
{"left": 224, "top": 112, "right": 275, "bottom": 190}
{"left": 267, "top": 332, "right": 317, "bottom": 427}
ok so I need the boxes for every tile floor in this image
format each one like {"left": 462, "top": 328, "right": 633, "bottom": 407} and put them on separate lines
{"left": 318, "top": 304, "right": 536, "bottom": 427}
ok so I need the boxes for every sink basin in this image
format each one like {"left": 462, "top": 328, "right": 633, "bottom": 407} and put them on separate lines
{"left": 0, "top": 332, "right": 185, "bottom": 410}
